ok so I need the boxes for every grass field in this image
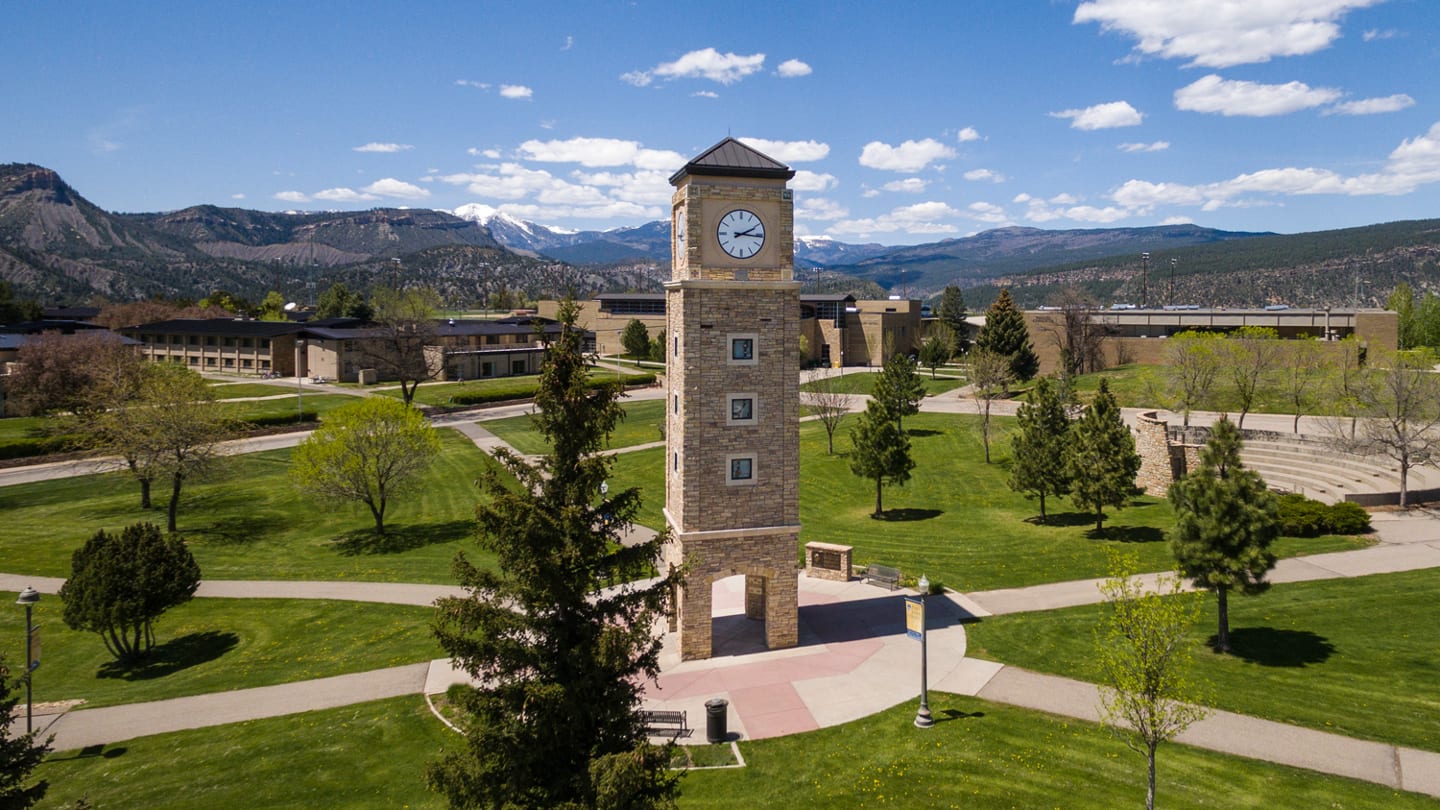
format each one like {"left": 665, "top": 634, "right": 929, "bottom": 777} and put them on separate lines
{"left": 373, "top": 369, "right": 656, "bottom": 408}
{"left": 30, "top": 694, "right": 1434, "bottom": 810}
{"left": 965, "top": 569, "right": 1440, "bottom": 752}
{"left": 1, "top": 594, "right": 438, "bottom": 709}
{"left": 484, "top": 399, "right": 667, "bottom": 455}
{"left": 799, "top": 370, "right": 965, "bottom": 397}
{"left": 207, "top": 382, "right": 303, "bottom": 399}
{"left": 0, "top": 429, "right": 500, "bottom": 583}
{"left": 34, "top": 696, "right": 452, "bottom": 810}
{"left": 607, "top": 413, "right": 1367, "bottom": 591}
{"left": 1067, "top": 363, "right": 1337, "bottom": 416}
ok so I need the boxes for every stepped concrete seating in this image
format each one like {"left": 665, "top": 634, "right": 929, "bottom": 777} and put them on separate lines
{"left": 1238, "top": 435, "right": 1440, "bottom": 505}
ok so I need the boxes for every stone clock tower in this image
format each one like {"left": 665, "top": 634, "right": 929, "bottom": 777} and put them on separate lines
{"left": 663, "top": 138, "right": 800, "bottom": 660}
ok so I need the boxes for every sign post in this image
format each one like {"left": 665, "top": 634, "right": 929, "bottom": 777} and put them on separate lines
{"left": 907, "top": 575, "right": 933, "bottom": 728}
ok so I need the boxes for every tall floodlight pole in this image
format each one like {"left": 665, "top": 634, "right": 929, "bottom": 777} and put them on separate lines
{"left": 1141, "top": 252, "right": 1150, "bottom": 308}
{"left": 16, "top": 586, "right": 40, "bottom": 735}
{"left": 1169, "top": 258, "right": 1177, "bottom": 304}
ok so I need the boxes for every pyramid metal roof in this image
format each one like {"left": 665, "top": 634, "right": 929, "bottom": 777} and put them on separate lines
{"left": 669, "top": 137, "right": 795, "bottom": 184}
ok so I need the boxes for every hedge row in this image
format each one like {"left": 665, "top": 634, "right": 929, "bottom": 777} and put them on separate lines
{"left": 1276, "top": 493, "right": 1371, "bottom": 536}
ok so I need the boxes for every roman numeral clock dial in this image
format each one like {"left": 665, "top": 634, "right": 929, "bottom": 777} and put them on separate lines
{"left": 717, "top": 209, "right": 765, "bottom": 259}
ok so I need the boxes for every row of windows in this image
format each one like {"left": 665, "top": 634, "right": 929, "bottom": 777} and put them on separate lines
{"left": 142, "top": 335, "right": 273, "bottom": 349}
{"left": 161, "top": 355, "right": 272, "bottom": 370}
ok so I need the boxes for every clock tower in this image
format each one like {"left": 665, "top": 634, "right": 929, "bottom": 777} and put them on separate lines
{"left": 663, "top": 138, "right": 800, "bottom": 660}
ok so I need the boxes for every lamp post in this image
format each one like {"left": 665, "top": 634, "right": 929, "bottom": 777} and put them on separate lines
{"left": 15, "top": 586, "right": 39, "bottom": 735}
{"left": 1140, "top": 252, "right": 1150, "bottom": 309}
{"left": 295, "top": 338, "right": 306, "bottom": 421}
{"left": 914, "top": 574, "right": 933, "bottom": 729}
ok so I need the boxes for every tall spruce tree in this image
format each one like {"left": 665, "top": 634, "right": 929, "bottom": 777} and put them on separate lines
{"left": 1008, "top": 377, "right": 1072, "bottom": 522}
{"left": 871, "top": 352, "right": 925, "bottom": 432}
{"left": 848, "top": 399, "right": 915, "bottom": 516}
{"left": 1168, "top": 417, "right": 1278, "bottom": 653}
{"left": 937, "top": 285, "right": 969, "bottom": 356}
{"left": 429, "top": 299, "right": 680, "bottom": 810}
{"left": 975, "top": 288, "right": 1039, "bottom": 381}
{"left": 1066, "top": 379, "right": 1140, "bottom": 533}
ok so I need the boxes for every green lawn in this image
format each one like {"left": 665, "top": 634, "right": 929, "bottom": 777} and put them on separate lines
{"left": 0, "top": 415, "right": 68, "bottom": 459}
{"left": 34, "top": 696, "right": 451, "bottom": 810}
{"left": 484, "top": 399, "right": 667, "bottom": 456}
{"left": 1, "top": 594, "right": 439, "bottom": 709}
{"left": 224, "top": 393, "right": 358, "bottom": 425}
{"left": 30, "top": 694, "right": 1433, "bottom": 810}
{"left": 799, "top": 371, "right": 965, "bottom": 397}
{"left": 682, "top": 697, "right": 1431, "bottom": 809}
{"left": 207, "top": 382, "right": 302, "bottom": 399}
{"left": 607, "top": 413, "right": 1367, "bottom": 591}
{"left": 1068, "top": 363, "right": 1336, "bottom": 416}
{"left": 373, "top": 370, "right": 657, "bottom": 408}
{"left": 0, "top": 429, "right": 499, "bottom": 583}
{"left": 966, "top": 569, "right": 1440, "bottom": 752}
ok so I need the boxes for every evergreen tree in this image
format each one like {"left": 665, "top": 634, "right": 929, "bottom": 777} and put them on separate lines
{"left": 0, "top": 652, "right": 51, "bottom": 809}
{"left": 848, "top": 399, "right": 915, "bottom": 516}
{"left": 620, "top": 319, "right": 651, "bottom": 359}
{"left": 315, "top": 282, "right": 373, "bottom": 320}
{"left": 429, "top": 300, "right": 680, "bottom": 810}
{"left": 1008, "top": 377, "right": 1072, "bottom": 522}
{"left": 871, "top": 352, "right": 925, "bottom": 431}
{"left": 975, "top": 288, "right": 1039, "bottom": 381}
{"left": 1168, "top": 417, "right": 1279, "bottom": 653}
{"left": 1066, "top": 379, "right": 1140, "bottom": 533}
{"left": 937, "top": 285, "right": 968, "bottom": 356}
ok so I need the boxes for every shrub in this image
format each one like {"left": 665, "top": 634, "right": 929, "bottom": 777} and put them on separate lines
{"left": 1276, "top": 493, "right": 1371, "bottom": 536}
{"left": 1326, "top": 501, "right": 1372, "bottom": 534}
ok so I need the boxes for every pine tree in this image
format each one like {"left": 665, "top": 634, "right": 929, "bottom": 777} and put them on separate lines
{"left": 848, "top": 399, "right": 915, "bottom": 516}
{"left": 429, "top": 299, "right": 680, "bottom": 810}
{"left": 1066, "top": 379, "right": 1140, "bottom": 533}
{"left": 1008, "top": 377, "right": 1072, "bottom": 522}
{"left": 1168, "top": 417, "right": 1278, "bottom": 653}
{"left": 937, "top": 285, "right": 968, "bottom": 356}
{"left": 871, "top": 352, "right": 925, "bottom": 431}
{"left": 975, "top": 288, "right": 1039, "bottom": 381}
{"left": 1, "top": 652, "right": 51, "bottom": 809}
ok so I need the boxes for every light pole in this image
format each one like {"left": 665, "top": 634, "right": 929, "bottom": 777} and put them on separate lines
{"left": 295, "top": 338, "right": 306, "bottom": 421}
{"left": 1140, "top": 252, "right": 1150, "bottom": 309}
{"left": 914, "top": 574, "right": 933, "bottom": 729}
{"left": 15, "top": 586, "right": 39, "bottom": 735}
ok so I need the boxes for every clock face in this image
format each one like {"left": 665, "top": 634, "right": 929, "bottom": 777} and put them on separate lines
{"left": 717, "top": 209, "right": 765, "bottom": 259}
{"left": 674, "top": 210, "right": 686, "bottom": 254}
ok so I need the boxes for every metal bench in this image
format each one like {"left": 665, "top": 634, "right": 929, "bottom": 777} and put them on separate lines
{"left": 641, "top": 709, "right": 691, "bottom": 740}
{"left": 863, "top": 564, "right": 901, "bottom": 590}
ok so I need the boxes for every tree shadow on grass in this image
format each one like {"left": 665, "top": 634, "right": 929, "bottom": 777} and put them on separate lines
{"left": 332, "top": 519, "right": 473, "bottom": 555}
{"left": 905, "top": 429, "right": 943, "bottom": 439}
{"left": 183, "top": 511, "right": 288, "bottom": 546}
{"left": 1040, "top": 511, "right": 1102, "bottom": 528}
{"left": 1214, "top": 627, "right": 1336, "bottom": 667}
{"left": 97, "top": 630, "right": 239, "bottom": 681}
{"left": 872, "top": 508, "right": 944, "bottom": 522}
{"left": 1091, "top": 525, "right": 1166, "bottom": 543}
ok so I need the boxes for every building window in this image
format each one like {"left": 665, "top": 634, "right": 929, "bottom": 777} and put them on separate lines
{"left": 673, "top": 452, "right": 678, "bottom": 471}
{"left": 673, "top": 394, "right": 679, "bottom": 414}
{"left": 726, "top": 394, "right": 756, "bottom": 425}
{"left": 223, "top": 358, "right": 234, "bottom": 367}
{"left": 727, "top": 454, "right": 756, "bottom": 486}
{"left": 242, "top": 359, "right": 253, "bottom": 368}
{"left": 241, "top": 338, "right": 253, "bottom": 348}
{"left": 260, "top": 339, "right": 271, "bottom": 349}
{"left": 728, "top": 333, "right": 758, "bottom": 366}
{"left": 260, "top": 360, "right": 271, "bottom": 370}
{"left": 511, "top": 360, "right": 526, "bottom": 375}
{"left": 205, "top": 357, "right": 216, "bottom": 366}
{"left": 206, "top": 336, "right": 217, "bottom": 346}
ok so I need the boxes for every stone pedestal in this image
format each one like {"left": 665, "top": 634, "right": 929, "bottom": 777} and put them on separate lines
{"left": 804, "top": 541, "right": 853, "bottom": 581}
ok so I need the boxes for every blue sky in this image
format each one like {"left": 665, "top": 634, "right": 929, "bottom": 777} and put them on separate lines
{"left": 4, "top": 0, "right": 1437, "bottom": 244}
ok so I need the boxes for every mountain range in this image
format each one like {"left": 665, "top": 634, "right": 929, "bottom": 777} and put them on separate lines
{"left": 4, "top": 162, "right": 1439, "bottom": 310}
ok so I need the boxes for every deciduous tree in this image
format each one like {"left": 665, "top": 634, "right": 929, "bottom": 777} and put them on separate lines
{"left": 315, "top": 282, "right": 373, "bottom": 320}
{"left": 59, "top": 522, "right": 201, "bottom": 664}
{"left": 807, "top": 371, "right": 855, "bottom": 455}
{"left": 1162, "top": 330, "right": 1221, "bottom": 427}
{"left": 9, "top": 330, "right": 143, "bottom": 418}
{"left": 257, "top": 290, "right": 288, "bottom": 321}
{"left": 1220, "top": 327, "right": 1280, "bottom": 429}
{"left": 848, "top": 399, "right": 914, "bottom": 516}
{"left": 0, "top": 651, "right": 51, "bottom": 808}
{"left": 1168, "top": 418, "right": 1278, "bottom": 652}
{"left": 429, "top": 299, "right": 679, "bottom": 810}
{"left": 1066, "top": 379, "right": 1140, "bottom": 533}
{"left": 975, "top": 288, "right": 1039, "bottom": 382}
{"left": 1008, "top": 377, "right": 1072, "bottom": 522}
{"left": 290, "top": 397, "right": 441, "bottom": 536}
{"left": 1096, "top": 550, "right": 1208, "bottom": 810}
{"left": 1279, "top": 337, "right": 1325, "bottom": 432}
{"left": 1041, "top": 287, "right": 1107, "bottom": 376}
{"left": 1339, "top": 348, "right": 1440, "bottom": 507}
{"left": 968, "top": 348, "right": 1012, "bottom": 464}
{"left": 363, "top": 286, "right": 443, "bottom": 405}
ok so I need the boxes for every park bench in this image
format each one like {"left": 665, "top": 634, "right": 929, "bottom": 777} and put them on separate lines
{"left": 863, "top": 564, "right": 901, "bottom": 591}
{"left": 641, "top": 709, "right": 691, "bottom": 740}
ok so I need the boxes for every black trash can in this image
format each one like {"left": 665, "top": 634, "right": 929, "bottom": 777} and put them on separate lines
{"left": 705, "top": 698, "right": 728, "bottom": 744}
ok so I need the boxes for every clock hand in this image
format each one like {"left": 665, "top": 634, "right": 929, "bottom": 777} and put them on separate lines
{"left": 733, "top": 227, "right": 759, "bottom": 237}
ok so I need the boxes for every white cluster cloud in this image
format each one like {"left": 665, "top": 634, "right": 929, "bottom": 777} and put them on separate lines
{"left": 623, "top": 48, "right": 766, "bottom": 86}
{"left": 1326, "top": 94, "right": 1416, "bottom": 116}
{"left": 791, "top": 170, "right": 839, "bottom": 192}
{"left": 353, "top": 142, "right": 413, "bottom": 153}
{"left": 517, "top": 137, "right": 685, "bottom": 170}
{"left": 1119, "top": 141, "right": 1170, "bottom": 153}
{"left": 1074, "top": 0, "right": 1384, "bottom": 68}
{"left": 499, "top": 85, "right": 534, "bottom": 100}
{"left": 796, "top": 198, "right": 849, "bottom": 220}
{"left": 1016, "top": 192, "right": 1130, "bottom": 224}
{"left": 1050, "top": 100, "right": 1144, "bottom": 130}
{"left": 467, "top": 147, "right": 503, "bottom": 159}
{"left": 1174, "top": 75, "right": 1340, "bottom": 116}
{"left": 882, "top": 178, "right": 928, "bottom": 193}
{"left": 967, "top": 201, "right": 1010, "bottom": 224}
{"left": 956, "top": 126, "right": 982, "bottom": 143}
{"left": 455, "top": 80, "right": 490, "bottom": 89}
{"left": 776, "top": 58, "right": 812, "bottom": 77}
{"left": 963, "top": 168, "right": 1006, "bottom": 183}
{"left": 273, "top": 177, "right": 430, "bottom": 204}
{"left": 738, "top": 137, "right": 830, "bottom": 163}
{"left": 1111, "top": 121, "right": 1440, "bottom": 212}
{"left": 830, "top": 201, "right": 965, "bottom": 237}
{"left": 692, "top": 90, "right": 719, "bottom": 99}
{"left": 858, "top": 138, "right": 956, "bottom": 172}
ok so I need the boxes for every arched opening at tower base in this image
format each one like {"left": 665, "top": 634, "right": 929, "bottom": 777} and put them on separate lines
{"left": 670, "top": 564, "right": 799, "bottom": 660}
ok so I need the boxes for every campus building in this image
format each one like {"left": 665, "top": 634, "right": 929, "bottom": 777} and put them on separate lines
{"left": 1023, "top": 307, "right": 1400, "bottom": 376}
{"left": 537, "top": 292, "right": 923, "bottom": 367}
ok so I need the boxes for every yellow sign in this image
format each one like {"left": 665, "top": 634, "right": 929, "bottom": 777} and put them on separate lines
{"left": 905, "top": 597, "right": 923, "bottom": 640}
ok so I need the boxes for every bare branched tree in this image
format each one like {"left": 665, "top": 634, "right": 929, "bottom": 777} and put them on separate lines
{"left": 806, "top": 370, "right": 855, "bottom": 455}
{"left": 1335, "top": 348, "right": 1440, "bottom": 507}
